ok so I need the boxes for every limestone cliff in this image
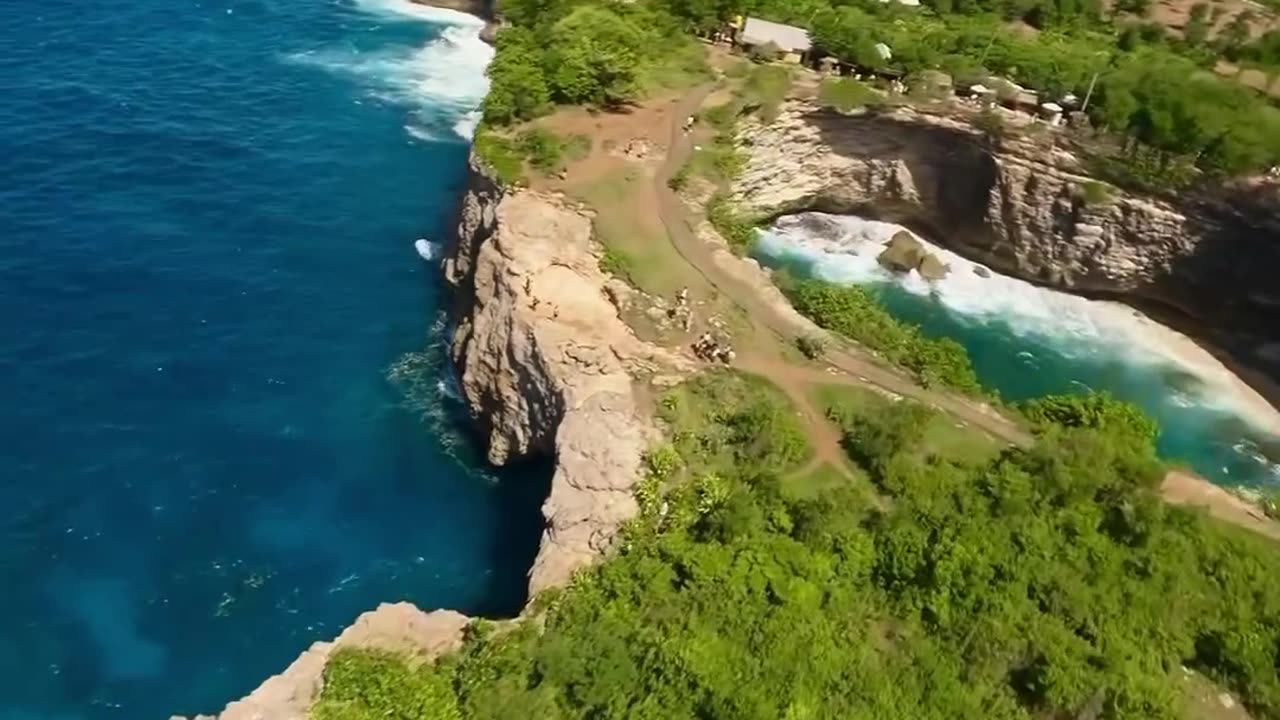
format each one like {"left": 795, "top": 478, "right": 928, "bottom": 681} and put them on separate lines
{"left": 178, "top": 157, "right": 683, "bottom": 719}
{"left": 734, "top": 102, "right": 1280, "bottom": 376}
{"left": 443, "top": 158, "right": 684, "bottom": 595}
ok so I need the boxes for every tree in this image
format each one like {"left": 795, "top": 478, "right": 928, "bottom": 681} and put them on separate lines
{"left": 545, "top": 6, "right": 646, "bottom": 106}
{"left": 482, "top": 28, "right": 552, "bottom": 124}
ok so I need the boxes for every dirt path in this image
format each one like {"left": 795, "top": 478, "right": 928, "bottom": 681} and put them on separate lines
{"left": 654, "top": 86, "right": 1029, "bottom": 449}
{"left": 650, "top": 83, "right": 1280, "bottom": 542}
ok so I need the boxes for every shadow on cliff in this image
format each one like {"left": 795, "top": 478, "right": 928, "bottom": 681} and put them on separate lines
{"left": 473, "top": 453, "right": 553, "bottom": 617}
{"left": 784, "top": 108, "right": 1000, "bottom": 251}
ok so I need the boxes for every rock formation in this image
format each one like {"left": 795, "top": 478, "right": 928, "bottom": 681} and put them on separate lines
{"left": 443, "top": 157, "right": 685, "bottom": 595}
{"left": 734, "top": 102, "right": 1280, "bottom": 378}
{"left": 171, "top": 604, "right": 468, "bottom": 720}
{"left": 180, "top": 155, "right": 685, "bottom": 718}
{"left": 877, "top": 230, "right": 950, "bottom": 280}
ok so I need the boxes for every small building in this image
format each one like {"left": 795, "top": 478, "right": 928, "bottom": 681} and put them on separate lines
{"left": 738, "top": 17, "right": 812, "bottom": 64}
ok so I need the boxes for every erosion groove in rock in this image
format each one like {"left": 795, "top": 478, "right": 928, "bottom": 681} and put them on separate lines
{"left": 734, "top": 103, "right": 1280, "bottom": 351}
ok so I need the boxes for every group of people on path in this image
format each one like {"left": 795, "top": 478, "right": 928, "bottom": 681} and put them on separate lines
{"left": 670, "top": 286, "right": 735, "bottom": 364}
{"left": 692, "top": 332, "right": 734, "bottom": 365}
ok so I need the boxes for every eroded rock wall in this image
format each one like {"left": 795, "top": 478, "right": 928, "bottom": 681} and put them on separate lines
{"left": 443, "top": 158, "right": 685, "bottom": 595}
{"left": 734, "top": 103, "right": 1280, "bottom": 351}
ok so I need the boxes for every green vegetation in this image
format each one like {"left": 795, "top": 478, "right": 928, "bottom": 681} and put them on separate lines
{"left": 706, "top": 193, "right": 760, "bottom": 254}
{"left": 597, "top": 244, "right": 635, "bottom": 283}
{"left": 817, "top": 76, "right": 882, "bottom": 112}
{"left": 657, "top": 0, "right": 1280, "bottom": 179}
{"left": 1020, "top": 391, "right": 1159, "bottom": 442}
{"left": 1078, "top": 179, "right": 1113, "bottom": 205}
{"left": 783, "top": 277, "right": 982, "bottom": 393}
{"left": 817, "top": 383, "right": 1004, "bottom": 467}
{"left": 741, "top": 64, "right": 793, "bottom": 122}
{"left": 472, "top": 130, "right": 526, "bottom": 185}
{"left": 314, "top": 648, "right": 459, "bottom": 720}
{"left": 472, "top": 126, "right": 591, "bottom": 181}
{"left": 318, "top": 375, "right": 1280, "bottom": 720}
{"left": 795, "top": 334, "right": 827, "bottom": 360}
{"left": 482, "top": 0, "right": 708, "bottom": 126}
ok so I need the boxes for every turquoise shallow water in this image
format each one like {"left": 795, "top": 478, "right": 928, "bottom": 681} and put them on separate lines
{"left": 0, "top": 1, "right": 545, "bottom": 717}
{"left": 756, "top": 213, "right": 1280, "bottom": 488}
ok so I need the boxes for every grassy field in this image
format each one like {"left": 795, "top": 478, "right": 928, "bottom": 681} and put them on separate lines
{"left": 813, "top": 383, "right": 1005, "bottom": 467}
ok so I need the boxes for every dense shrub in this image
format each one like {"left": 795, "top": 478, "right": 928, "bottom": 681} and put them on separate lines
{"left": 783, "top": 278, "right": 982, "bottom": 393}
{"left": 318, "top": 373, "right": 1280, "bottom": 720}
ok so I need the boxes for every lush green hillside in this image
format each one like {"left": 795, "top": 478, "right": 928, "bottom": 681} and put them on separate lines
{"left": 316, "top": 372, "right": 1280, "bottom": 720}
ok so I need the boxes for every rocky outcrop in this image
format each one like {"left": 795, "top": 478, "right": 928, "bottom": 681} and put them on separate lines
{"left": 877, "top": 230, "right": 949, "bottom": 280}
{"left": 443, "top": 158, "right": 685, "bottom": 595}
{"left": 734, "top": 102, "right": 1280, "bottom": 374}
{"left": 181, "top": 156, "right": 685, "bottom": 719}
{"left": 173, "top": 604, "right": 468, "bottom": 720}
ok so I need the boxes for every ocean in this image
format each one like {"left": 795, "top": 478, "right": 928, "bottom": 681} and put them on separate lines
{"left": 0, "top": 0, "right": 547, "bottom": 717}
{"left": 756, "top": 213, "right": 1280, "bottom": 488}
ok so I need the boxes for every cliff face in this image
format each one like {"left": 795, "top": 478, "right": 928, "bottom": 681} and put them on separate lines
{"left": 734, "top": 103, "right": 1280, "bottom": 370}
{"left": 443, "top": 158, "right": 684, "bottom": 595}
{"left": 181, "top": 157, "right": 684, "bottom": 720}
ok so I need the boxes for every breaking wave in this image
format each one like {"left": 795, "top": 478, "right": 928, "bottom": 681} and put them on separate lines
{"left": 286, "top": 0, "right": 492, "bottom": 139}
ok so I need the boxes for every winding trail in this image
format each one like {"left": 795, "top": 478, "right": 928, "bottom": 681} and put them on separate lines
{"left": 653, "top": 86, "right": 1028, "bottom": 449}
{"left": 648, "top": 82, "right": 1280, "bottom": 541}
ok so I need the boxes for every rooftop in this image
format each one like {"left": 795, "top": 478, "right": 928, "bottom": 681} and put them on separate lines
{"left": 740, "top": 17, "right": 812, "bottom": 53}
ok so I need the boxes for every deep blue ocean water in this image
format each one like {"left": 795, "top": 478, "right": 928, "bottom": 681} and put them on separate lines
{"left": 757, "top": 213, "right": 1280, "bottom": 488}
{"left": 0, "top": 1, "right": 546, "bottom": 717}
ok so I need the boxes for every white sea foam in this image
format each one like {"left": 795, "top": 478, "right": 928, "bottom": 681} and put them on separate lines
{"left": 287, "top": 1, "right": 492, "bottom": 139}
{"left": 414, "top": 237, "right": 441, "bottom": 261}
{"left": 757, "top": 212, "right": 1280, "bottom": 444}
{"left": 352, "top": 0, "right": 485, "bottom": 27}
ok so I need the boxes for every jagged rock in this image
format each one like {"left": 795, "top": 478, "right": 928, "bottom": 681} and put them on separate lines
{"left": 877, "top": 231, "right": 949, "bottom": 280}
{"left": 877, "top": 231, "right": 925, "bottom": 272}
{"left": 918, "top": 252, "right": 950, "bottom": 281}
{"left": 181, "top": 156, "right": 693, "bottom": 720}
{"left": 443, "top": 159, "right": 690, "bottom": 596}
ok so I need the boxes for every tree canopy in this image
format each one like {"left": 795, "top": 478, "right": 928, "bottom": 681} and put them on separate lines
{"left": 316, "top": 374, "right": 1280, "bottom": 720}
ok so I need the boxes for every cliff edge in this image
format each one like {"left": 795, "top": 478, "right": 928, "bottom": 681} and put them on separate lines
{"left": 443, "top": 157, "right": 685, "bottom": 594}
{"left": 178, "top": 156, "right": 685, "bottom": 719}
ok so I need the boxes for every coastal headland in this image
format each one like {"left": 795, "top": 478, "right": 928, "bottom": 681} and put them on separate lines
{"left": 178, "top": 1, "right": 1280, "bottom": 717}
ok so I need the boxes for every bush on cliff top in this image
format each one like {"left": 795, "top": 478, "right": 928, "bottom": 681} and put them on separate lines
{"left": 782, "top": 277, "right": 982, "bottom": 394}
{"left": 316, "top": 371, "right": 1280, "bottom": 720}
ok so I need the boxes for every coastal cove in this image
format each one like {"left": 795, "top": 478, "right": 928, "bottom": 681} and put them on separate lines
{"left": 8, "top": 0, "right": 1280, "bottom": 714}
{"left": 756, "top": 213, "right": 1280, "bottom": 489}
{"left": 0, "top": 0, "right": 543, "bottom": 718}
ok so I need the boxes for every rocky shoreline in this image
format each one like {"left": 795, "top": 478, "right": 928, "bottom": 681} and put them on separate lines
{"left": 176, "top": 70, "right": 1280, "bottom": 720}
{"left": 733, "top": 100, "right": 1280, "bottom": 410}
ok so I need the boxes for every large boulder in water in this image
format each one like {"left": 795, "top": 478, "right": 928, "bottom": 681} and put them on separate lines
{"left": 918, "top": 252, "right": 950, "bottom": 281}
{"left": 877, "top": 231, "right": 951, "bottom": 280}
{"left": 877, "top": 231, "right": 926, "bottom": 272}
